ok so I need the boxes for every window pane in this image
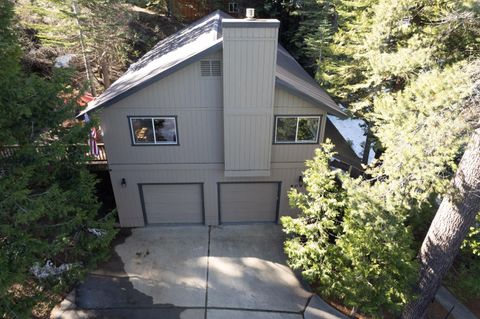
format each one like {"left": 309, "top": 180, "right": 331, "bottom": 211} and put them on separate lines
{"left": 276, "top": 117, "right": 297, "bottom": 142}
{"left": 154, "top": 118, "right": 177, "bottom": 143}
{"left": 297, "top": 118, "right": 319, "bottom": 142}
{"left": 131, "top": 119, "right": 154, "bottom": 144}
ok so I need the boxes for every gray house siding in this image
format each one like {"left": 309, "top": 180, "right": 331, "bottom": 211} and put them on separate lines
{"left": 108, "top": 163, "right": 306, "bottom": 227}
{"left": 222, "top": 22, "right": 279, "bottom": 176}
{"left": 100, "top": 51, "right": 224, "bottom": 165}
{"left": 101, "top": 51, "right": 326, "bottom": 166}
{"left": 272, "top": 89, "right": 327, "bottom": 163}
{"left": 100, "top": 51, "right": 329, "bottom": 227}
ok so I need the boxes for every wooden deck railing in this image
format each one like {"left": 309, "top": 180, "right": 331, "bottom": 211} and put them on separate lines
{"left": 0, "top": 146, "right": 16, "bottom": 159}
{"left": 330, "top": 158, "right": 364, "bottom": 178}
{"left": 91, "top": 144, "right": 107, "bottom": 163}
{"left": 0, "top": 144, "right": 108, "bottom": 165}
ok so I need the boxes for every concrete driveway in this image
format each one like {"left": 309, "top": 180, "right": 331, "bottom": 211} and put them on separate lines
{"left": 53, "top": 225, "right": 346, "bottom": 319}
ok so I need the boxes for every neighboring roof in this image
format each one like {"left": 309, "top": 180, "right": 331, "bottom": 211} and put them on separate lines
{"left": 324, "top": 118, "right": 363, "bottom": 169}
{"left": 328, "top": 115, "right": 375, "bottom": 164}
{"left": 77, "top": 92, "right": 94, "bottom": 107}
{"left": 79, "top": 10, "right": 345, "bottom": 118}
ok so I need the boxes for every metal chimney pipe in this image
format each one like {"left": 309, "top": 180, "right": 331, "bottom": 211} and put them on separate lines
{"left": 246, "top": 8, "right": 255, "bottom": 19}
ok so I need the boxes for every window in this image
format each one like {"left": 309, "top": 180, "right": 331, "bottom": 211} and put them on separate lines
{"left": 274, "top": 116, "right": 321, "bottom": 144}
{"left": 129, "top": 117, "right": 178, "bottom": 145}
{"left": 200, "top": 60, "right": 222, "bottom": 76}
{"left": 228, "top": 2, "right": 239, "bottom": 13}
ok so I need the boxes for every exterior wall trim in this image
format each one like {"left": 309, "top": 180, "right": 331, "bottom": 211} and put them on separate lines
{"left": 108, "top": 162, "right": 307, "bottom": 170}
{"left": 217, "top": 181, "right": 282, "bottom": 225}
{"left": 224, "top": 170, "right": 271, "bottom": 177}
{"left": 138, "top": 182, "right": 205, "bottom": 226}
{"left": 222, "top": 20, "right": 280, "bottom": 28}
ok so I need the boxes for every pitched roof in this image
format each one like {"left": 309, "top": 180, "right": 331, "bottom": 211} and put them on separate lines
{"left": 79, "top": 10, "right": 345, "bottom": 118}
{"left": 324, "top": 118, "right": 363, "bottom": 169}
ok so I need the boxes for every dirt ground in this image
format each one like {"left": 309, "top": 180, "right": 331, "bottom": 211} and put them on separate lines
{"left": 425, "top": 301, "right": 452, "bottom": 319}
{"left": 465, "top": 297, "right": 480, "bottom": 318}
{"left": 326, "top": 298, "right": 455, "bottom": 319}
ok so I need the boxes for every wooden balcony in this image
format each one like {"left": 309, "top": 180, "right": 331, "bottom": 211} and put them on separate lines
{"left": 89, "top": 144, "right": 107, "bottom": 164}
{"left": 1, "top": 144, "right": 109, "bottom": 170}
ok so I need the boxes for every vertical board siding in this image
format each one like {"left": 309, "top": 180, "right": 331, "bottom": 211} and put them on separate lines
{"left": 222, "top": 24, "right": 278, "bottom": 175}
{"left": 103, "top": 82, "right": 331, "bottom": 226}
{"left": 109, "top": 163, "right": 303, "bottom": 227}
{"left": 271, "top": 88, "right": 327, "bottom": 163}
{"left": 100, "top": 51, "right": 224, "bottom": 165}
{"left": 100, "top": 53, "right": 329, "bottom": 166}
{"left": 102, "top": 108, "right": 224, "bottom": 164}
{"left": 100, "top": 44, "right": 338, "bottom": 227}
{"left": 110, "top": 51, "right": 223, "bottom": 109}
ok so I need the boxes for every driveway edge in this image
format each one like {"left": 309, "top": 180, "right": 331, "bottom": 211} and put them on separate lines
{"left": 304, "top": 295, "right": 349, "bottom": 319}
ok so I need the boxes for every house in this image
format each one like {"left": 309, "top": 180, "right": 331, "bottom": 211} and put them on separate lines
{"left": 80, "top": 10, "right": 361, "bottom": 227}
{"left": 168, "top": 0, "right": 264, "bottom": 21}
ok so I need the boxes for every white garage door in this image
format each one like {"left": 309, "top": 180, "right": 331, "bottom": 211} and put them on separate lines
{"left": 219, "top": 182, "right": 280, "bottom": 224}
{"left": 141, "top": 183, "right": 204, "bottom": 224}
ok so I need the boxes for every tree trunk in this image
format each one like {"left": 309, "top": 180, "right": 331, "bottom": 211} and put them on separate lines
{"left": 362, "top": 132, "right": 372, "bottom": 164}
{"left": 72, "top": 1, "right": 96, "bottom": 96}
{"left": 100, "top": 53, "right": 111, "bottom": 89}
{"left": 402, "top": 127, "right": 480, "bottom": 319}
{"left": 167, "top": 0, "right": 174, "bottom": 17}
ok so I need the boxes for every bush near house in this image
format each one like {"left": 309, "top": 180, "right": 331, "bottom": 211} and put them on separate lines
{"left": 282, "top": 142, "right": 418, "bottom": 318}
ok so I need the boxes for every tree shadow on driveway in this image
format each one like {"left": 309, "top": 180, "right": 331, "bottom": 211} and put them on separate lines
{"left": 72, "top": 228, "right": 201, "bottom": 319}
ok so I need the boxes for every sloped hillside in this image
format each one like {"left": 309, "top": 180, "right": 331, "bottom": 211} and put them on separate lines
{"left": 15, "top": 2, "right": 184, "bottom": 95}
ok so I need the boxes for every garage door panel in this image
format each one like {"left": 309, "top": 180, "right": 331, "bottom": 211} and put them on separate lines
{"left": 219, "top": 183, "right": 279, "bottom": 224}
{"left": 142, "top": 184, "right": 203, "bottom": 224}
{"left": 224, "top": 201, "right": 278, "bottom": 211}
{"left": 220, "top": 184, "right": 277, "bottom": 202}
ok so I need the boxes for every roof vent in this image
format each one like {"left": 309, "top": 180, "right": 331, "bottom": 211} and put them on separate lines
{"left": 246, "top": 8, "right": 255, "bottom": 19}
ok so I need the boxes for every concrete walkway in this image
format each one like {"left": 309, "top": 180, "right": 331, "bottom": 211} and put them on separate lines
{"left": 51, "top": 225, "right": 347, "bottom": 319}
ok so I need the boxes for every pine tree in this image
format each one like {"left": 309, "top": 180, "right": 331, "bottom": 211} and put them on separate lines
{"left": 353, "top": 3, "right": 480, "bottom": 316}
{"left": 15, "top": 0, "right": 131, "bottom": 93}
{"left": 283, "top": 143, "right": 418, "bottom": 317}
{"left": 0, "top": 1, "right": 116, "bottom": 317}
{"left": 402, "top": 126, "right": 480, "bottom": 317}
{"left": 283, "top": 0, "right": 480, "bottom": 316}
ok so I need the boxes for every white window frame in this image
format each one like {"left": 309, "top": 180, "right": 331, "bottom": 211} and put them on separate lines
{"left": 129, "top": 116, "right": 178, "bottom": 145}
{"left": 274, "top": 115, "right": 321, "bottom": 144}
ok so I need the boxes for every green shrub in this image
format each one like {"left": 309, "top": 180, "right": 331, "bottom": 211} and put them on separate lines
{"left": 282, "top": 142, "right": 418, "bottom": 317}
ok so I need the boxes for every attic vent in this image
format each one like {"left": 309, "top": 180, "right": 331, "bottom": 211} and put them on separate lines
{"left": 200, "top": 61, "right": 211, "bottom": 76}
{"left": 200, "top": 60, "right": 222, "bottom": 76}
{"left": 211, "top": 60, "right": 222, "bottom": 76}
